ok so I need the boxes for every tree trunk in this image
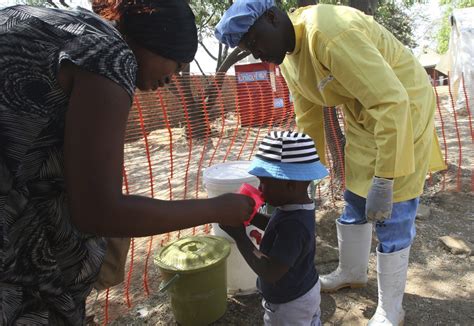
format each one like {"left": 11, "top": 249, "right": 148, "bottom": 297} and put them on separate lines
{"left": 175, "top": 0, "right": 247, "bottom": 140}
{"left": 204, "top": 48, "right": 250, "bottom": 119}
{"left": 179, "top": 64, "right": 210, "bottom": 140}
{"left": 349, "top": 0, "right": 378, "bottom": 15}
{"left": 46, "top": 0, "right": 58, "bottom": 8}
{"left": 297, "top": 0, "right": 317, "bottom": 7}
{"left": 323, "top": 107, "right": 346, "bottom": 192}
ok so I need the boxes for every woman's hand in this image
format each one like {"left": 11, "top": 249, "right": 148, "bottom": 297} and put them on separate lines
{"left": 212, "top": 193, "right": 255, "bottom": 227}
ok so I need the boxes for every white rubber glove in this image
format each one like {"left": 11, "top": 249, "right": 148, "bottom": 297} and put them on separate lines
{"left": 365, "top": 176, "right": 394, "bottom": 222}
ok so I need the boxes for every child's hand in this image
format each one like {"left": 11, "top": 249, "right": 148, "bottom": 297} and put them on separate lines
{"left": 213, "top": 193, "right": 254, "bottom": 227}
{"left": 218, "top": 223, "right": 246, "bottom": 239}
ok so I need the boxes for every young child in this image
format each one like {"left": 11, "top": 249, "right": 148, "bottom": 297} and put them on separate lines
{"left": 220, "top": 131, "right": 328, "bottom": 325}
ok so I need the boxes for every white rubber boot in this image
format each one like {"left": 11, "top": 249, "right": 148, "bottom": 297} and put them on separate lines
{"left": 320, "top": 220, "right": 372, "bottom": 292}
{"left": 368, "top": 245, "right": 411, "bottom": 326}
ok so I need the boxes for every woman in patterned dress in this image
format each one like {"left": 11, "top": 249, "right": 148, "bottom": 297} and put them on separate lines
{"left": 0, "top": 1, "right": 254, "bottom": 324}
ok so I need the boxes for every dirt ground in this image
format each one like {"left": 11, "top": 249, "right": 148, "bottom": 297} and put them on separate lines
{"left": 107, "top": 182, "right": 473, "bottom": 326}
{"left": 86, "top": 87, "right": 473, "bottom": 325}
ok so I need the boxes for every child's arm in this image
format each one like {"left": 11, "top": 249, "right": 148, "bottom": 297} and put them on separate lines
{"left": 219, "top": 225, "right": 289, "bottom": 283}
{"left": 250, "top": 212, "right": 270, "bottom": 230}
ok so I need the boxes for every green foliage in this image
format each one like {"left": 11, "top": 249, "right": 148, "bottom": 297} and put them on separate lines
{"left": 192, "top": 0, "right": 342, "bottom": 36}
{"left": 11, "top": 0, "right": 49, "bottom": 5}
{"left": 439, "top": 0, "right": 473, "bottom": 5}
{"left": 11, "top": 0, "right": 70, "bottom": 8}
{"left": 191, "top": 0, "right": 230, "bottom": 37}
{"left": 280, "top": 0, "right": 343, "bottom": 11}
{"left": 374, "top": 1, "right": 417, "bottom": 48}
{"left": 401, "top": 0, "right": 430, "bottom": 5}
{"left": 437, "top": 8, "right": 452, "bottom": 53}
{"left": 437, "top": 0, "right": 474, "bottom": 54}
{"left": 25, "top": 0, "right": 48, "bottom": 5}
{"left": 191, "top": 0, "right": 418, "bottom": 70}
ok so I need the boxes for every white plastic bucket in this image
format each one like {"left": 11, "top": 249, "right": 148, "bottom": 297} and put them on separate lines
{"left": 203, "top": 161, "right": 259, "bottom": 198}
{"left": 202, "top": 161, "right": 261, "bottom": 295}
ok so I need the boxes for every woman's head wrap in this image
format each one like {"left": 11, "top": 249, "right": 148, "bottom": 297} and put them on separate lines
{"left": 94, "top": 0, "right": 198, "bottom": 63}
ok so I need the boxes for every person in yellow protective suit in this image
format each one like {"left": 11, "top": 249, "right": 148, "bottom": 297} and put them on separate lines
{"left": 215, "top": 1, "right": 446, "bottom": 325}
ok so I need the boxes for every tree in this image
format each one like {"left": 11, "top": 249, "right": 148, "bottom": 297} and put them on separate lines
{"left": 16, "top": 0, "right": 70, "bottom": 8}
{"left": 186, "top": 0, "right": 418, "bottom": 187}
{"left": 374, "top": 1, "right": 417, "bottom": 48}
{"left": 184, "top": 0, "right": 332, "bottom": 139}
{"left": 194, "top": 0, "right": 418, "bottom": 75}
{"left": 436, "top": 0, "right": 473, "bottom": 54}
{"left": 349, "top": 0, "right": 378, "bottom": 15}
{"left": 180, "top": 0, "right": 322, "bottom": 139}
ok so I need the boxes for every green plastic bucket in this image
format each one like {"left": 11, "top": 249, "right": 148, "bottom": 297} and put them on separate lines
{"left": 155, "top": 236, "right": 231, "bottom": 325}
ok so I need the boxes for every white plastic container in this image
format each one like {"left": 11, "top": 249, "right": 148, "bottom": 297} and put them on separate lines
{"left": 202, "top": 161, "right": 262, "bottom": 295}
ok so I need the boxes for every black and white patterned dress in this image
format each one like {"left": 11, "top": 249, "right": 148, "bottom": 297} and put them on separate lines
{"left": 0, "top": 5, "right": 137, "bottom": 325}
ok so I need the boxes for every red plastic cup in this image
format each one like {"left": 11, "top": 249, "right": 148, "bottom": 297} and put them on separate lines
{"left": 238, "top": 183, "right": 264, "bottom": 226}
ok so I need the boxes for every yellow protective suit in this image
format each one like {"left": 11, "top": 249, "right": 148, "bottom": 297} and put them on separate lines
{"left": 280, "top": 4, "right": 446, "bottom": 202}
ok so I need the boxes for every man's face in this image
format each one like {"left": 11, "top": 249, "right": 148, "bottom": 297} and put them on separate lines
{"left": 238, "top": 11, "right": 288, "bottom": 65}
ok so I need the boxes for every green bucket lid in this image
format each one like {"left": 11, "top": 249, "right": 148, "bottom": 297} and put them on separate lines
{"left": 155, "top": 236, "right": 231, "bottom": 273}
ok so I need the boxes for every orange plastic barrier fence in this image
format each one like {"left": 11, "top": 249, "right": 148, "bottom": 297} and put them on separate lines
{"left": 86, "top": 72, "right": 472, "bottom": 324}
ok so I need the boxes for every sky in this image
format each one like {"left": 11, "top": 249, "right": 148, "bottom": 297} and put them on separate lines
{"left": 1, "top": 0, "right": 447, "bottom": 73}
{"left": 407, "top": 0, "right": 445, "bottom": 55}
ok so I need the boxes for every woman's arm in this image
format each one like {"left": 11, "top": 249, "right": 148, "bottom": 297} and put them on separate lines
{"left": 62, "top": 64, "right": 254, "bottom": 237}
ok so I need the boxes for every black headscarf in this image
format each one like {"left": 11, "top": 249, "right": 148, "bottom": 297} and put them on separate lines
{"left": 122, "top": 0, "right": 198, "bottom": 63}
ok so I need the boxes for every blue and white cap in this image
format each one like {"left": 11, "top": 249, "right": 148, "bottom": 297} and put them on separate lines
{"left": 215, "top": 0, "right": 275, "bottom": 48}
{"left": 248, "top": 131, "right": 329, "bottom": 181}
